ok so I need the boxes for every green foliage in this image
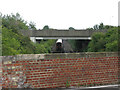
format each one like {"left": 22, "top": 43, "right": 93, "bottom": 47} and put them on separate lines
{"left": 104, "top": 27, "right": 118, "bottom": 51}
{"left": 2, "top": 13, "right": 118, "bottom": 55}
{"left": 29, "top": 21, "right": 37, "bottom": 30}
{"left": 93, "top": 24, "right": 99, "bottom": 30}
{"left": 105, "top": 40, "right": 118, "bottom": 51}
{"left": 0, "top": 25, "right": 2, "bottom": 56}
{"left": 68, "top": 40, "right": 76, "bottom": 51}
{"left": 87, "top": 32, "right": 106, "bottom": 52}
{"left": 2, "top": 13, "right": 29, "bottom": 33}
{"left": 99, "top": 23, "right": 104, "bottom": 29}
{"left": 70, "top": 24, "right": 118, "bottom": 52}
{"left": 2, "top": 27, "right": 36, "bottom": 55}
{"left": 35, "top": 39, "right": 55, "bottom": 53}
{"left": 86, "top": 28, "right": 94, "bottom": 30}
{"left": 2, "top": 27, "right": 21, "bottom": 55}
{"left": 87, "top": 27, "right": 118, "bottom": 52}
{"left": 42, "top": 25, "right": 49, "bottom": 30}
{"left": 66, "top": 80, "right": 70, "bottom": 87}
{"left": 2, "top": 13, "right": 55, "bottom": 56}
{"left": 69, "top": 27, "right": 75, "bottom": 30}
{"left": 87, "top": 23, "right": 115, "bottom": 30}
{"left": 68, "top": 40, "right": 90, "bottom": 52}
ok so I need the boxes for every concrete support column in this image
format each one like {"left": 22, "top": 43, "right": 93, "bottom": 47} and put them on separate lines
{"left": 30, "top": 37, "right": 36, "bottom": 43}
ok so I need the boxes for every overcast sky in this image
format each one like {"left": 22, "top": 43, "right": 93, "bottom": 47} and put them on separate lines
{"left": 0, "top": 0, "right": 119, "bottom": 29}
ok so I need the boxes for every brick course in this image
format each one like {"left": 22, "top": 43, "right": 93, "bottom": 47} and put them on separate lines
{"left": 1, "top": 52, "right": 120, "bottom": 88}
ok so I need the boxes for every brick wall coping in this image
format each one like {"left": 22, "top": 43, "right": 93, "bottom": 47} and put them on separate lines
{"left": 1, "top": 52, "right": 118, "bottom": 62}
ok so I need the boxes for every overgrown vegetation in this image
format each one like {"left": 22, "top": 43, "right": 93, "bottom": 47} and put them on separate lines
{"left": 2, "top": 13, "right": 55, "bottom": 56}
{"left": 66, "top": 80, "right": 70, "bottom": 88}
{"left": 1, "top": 13, "right": 119, "bottom": 56}
{"left": 87, "top": 27, "right": 118, "bottom": 52}
{"left": 69, "top": 23, "right": 118, "bottom": 52}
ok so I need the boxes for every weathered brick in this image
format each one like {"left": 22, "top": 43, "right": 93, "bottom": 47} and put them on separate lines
{"left": 1, "top": 52, "right": 119, "bottom": 88}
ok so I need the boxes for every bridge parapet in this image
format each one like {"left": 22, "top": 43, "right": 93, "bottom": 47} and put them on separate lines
{"left": 19, "top": 29, "right": 108, "bottom": 37}
{"left": 1, "top": 52, "right": 119, "bottom": 88}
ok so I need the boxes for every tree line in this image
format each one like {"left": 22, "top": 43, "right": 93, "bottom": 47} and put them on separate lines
{"left": 1, "top": 13, "right": 119, "bottom": 56}
{"left": 87, "top": 27, "right": 118, "bottom": 52}
{"left": 68, "top": 23, "right": 118, "bottom": 52}
{"left": 1, "top": 13, "right": 55, "bottom": 56}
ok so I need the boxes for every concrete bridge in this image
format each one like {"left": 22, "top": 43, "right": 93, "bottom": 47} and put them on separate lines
{"left": 19, "top": 29, "right": 108, "bottom": 43}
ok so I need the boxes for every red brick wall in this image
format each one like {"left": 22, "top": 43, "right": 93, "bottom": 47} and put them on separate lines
{"left": 1, "top": 52, "right": 119, "bottom": 88}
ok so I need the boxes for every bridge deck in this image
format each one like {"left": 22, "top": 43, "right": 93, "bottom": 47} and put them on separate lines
{"left": 20, "top": 29, "right": 108, "bottom": 37}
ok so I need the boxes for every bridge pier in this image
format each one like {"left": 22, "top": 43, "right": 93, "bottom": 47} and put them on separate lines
{"left": 30, "top": 37, "right": 36, "bottom": 43}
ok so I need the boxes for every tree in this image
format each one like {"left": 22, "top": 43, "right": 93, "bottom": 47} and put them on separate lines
{"left": 104, "top": 25, "right": 110, "bottom": 29}
{"left": 69, "top": 27, "right": 75, "bottom": 30}
{"left": 104, "top": 27, "right": 118, "bottom": 51}
{"left": 42, "top": 25, "right": 49, "bottom": 30}
{"left": 2, "top": 13, "right": 56, "bottom": 56}
{"left": 86, "top": 28, "right": 93, "bottom": 30}
{"left": 2, "top": 13, "right": 29, "bottom": 33}
{"left": 87, "top": 32, "right": 105, "bottom": 52}
{"left": 99, "top": 23, "right": 104, "bottom": 29}
{"left": 29, "top": 21, "right": 36, "bottom": 30}
{"left": 87, "top": 27, "right": 118, "bottom": 52}
{"left": 93, "top": 24, "right": 99, "bottom": 30}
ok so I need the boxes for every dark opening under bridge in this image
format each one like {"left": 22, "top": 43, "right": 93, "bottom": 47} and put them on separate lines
{"left": 19, "top": 29, "right": 108, "bottom": 43}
